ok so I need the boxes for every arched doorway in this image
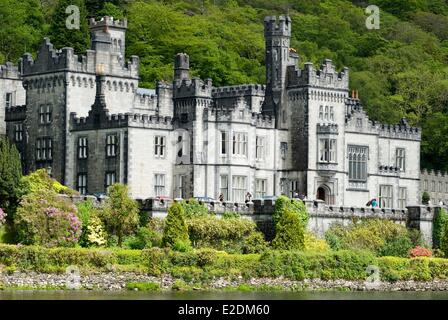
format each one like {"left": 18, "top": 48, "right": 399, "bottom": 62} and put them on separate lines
{"left": 317, "top": 187, "right": 326, "bottom": 202}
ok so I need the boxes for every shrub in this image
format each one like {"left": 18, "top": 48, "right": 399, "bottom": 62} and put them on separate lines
{"left": 186, "top": 215, "right": 258, "bottom": 252}
{"left": 304, "top": 232, "right": 330, "bottom": 252}
{"left": 258, "top": 249, "right": 376, "bottom": 280}
{"left": 440, "top": 220, "right": 448, "bottom": 258}
{"left": 100, "top": 184, "right": 140, "bottom": 247}
{"left": 272, "top": 209, "right": 305, "bottom": 250}
{"left": 14, "top": 190, "right": 81, "bottom": 247}
{"left": 162, "top": 202, "right": 190, "bottom": 249}
{"left": 76, "top": 199, "right": 98, "bottom": 247}
{"left": 181, "top": 198, "right": 209, "bottom": 218}
{"left": 85, "top": 215, "right": 107, "bottom": 247}
{"left": 409, "top": 246, "right": 432, "bottom": 258}
{"left": 324, "top": 219, "right": 413, "bottom": 257}
{"left": 433, "top": 208, "right": 448, "bottom": 249}
{"left": 125, "top": 227, "right": 162, "bottom": 249}
{"left": 16, "top": 169, "right": 77, "bottom": 199}
{"left": 273, "top": 196, "right": 308, "bottom": 227}
{"left": 242, "top": 232, "right": 268, "bottom": 254}
{"left": 222, "top": 211, "right": 240, "bottom": 219}
{"left": 378, "top": 234, "right": 413, "bottom": 257}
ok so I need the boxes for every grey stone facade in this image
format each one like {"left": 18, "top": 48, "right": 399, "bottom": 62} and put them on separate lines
{"left": 1, "top": 15, "right": 421, "bottom": 208}
{"left": 420, "top": 169, "right": 448, "bottom": 204}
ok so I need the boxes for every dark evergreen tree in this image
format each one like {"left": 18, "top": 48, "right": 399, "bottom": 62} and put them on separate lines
{"left": 162, "top": 202, "right": 190, "bottom": 249}
{"left": 0, "top": 137, "right": 22, "bottom": 218}
{"left": 47, "top": 0, "right": 90, "bottom": 54}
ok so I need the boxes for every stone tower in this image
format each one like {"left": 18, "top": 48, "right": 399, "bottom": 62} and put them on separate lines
{"left": 89, "top": 16, "right": 127, "bottom": 58}
{"left": 174, "top": 53, "right": 190, "bottom": 82}
{"left": 262, "top": 15, "right": 291, "bottom": 125}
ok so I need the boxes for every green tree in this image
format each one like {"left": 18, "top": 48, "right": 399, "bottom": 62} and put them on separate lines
{"left": 101, "top": 183, "right": 139, "bottom": 247}
{"left": 0, "top": 137, "right": 22, "bottom": 217}
{"left": 272, "top": 209, "right": 305, "bottom": 250}
{"left": 47, "top": 0, "right": 90, "bottom": 54}
{"left": 273, "top": 196, "right": 308, "bottom": 226}
{"left": 0, "top": 0, "right": 45, "bottom": 64}
{"left": 433, "top": 208, "right": 448, "bottom": 249}
{"left": 440, "top": 219, "right": 448, "bottom": 257}
{"left": 162, "top": 202, "right": 190, "bottom": 249}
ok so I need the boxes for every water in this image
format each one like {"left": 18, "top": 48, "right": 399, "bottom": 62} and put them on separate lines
{"left": 1, "top": 290, "right": 448, "bottom": 300}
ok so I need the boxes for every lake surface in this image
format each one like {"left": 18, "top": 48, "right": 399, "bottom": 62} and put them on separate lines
{"left": 1, "top": 290, "right": 448, "bottom": 300}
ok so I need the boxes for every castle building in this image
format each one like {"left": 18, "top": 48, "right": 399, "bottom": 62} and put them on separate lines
{"left": 1, "top": 15, "right": 422, "bottom": 207}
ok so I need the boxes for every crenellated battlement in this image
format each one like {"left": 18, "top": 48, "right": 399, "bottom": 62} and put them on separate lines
{"left": 0, "top": 62, "right": 21, "bottom": 79}
{"left": 133, "top": 91, "right": 157, "bottom": 110}
{"left": 421, "top": 168, "right": 447, "bottom": 177}
{"left": 289, "top": 59, "right": 349, "bottom": 90}
{"left": 212, "top": 84, "right": 265, "bottom": 98}
{"left": 70, "top": 111, "right": 173, "bottom": 131}
{"left": 264, "top": 15, "right": 291, "bottom": 38}
{"left": 20, "top": 38, "right": 139, "bottom": 78}
{"left": 89, "top": 16, "right": 127, "bottom": 29}
{"left": 173, "top": 77, "right": 213, "bottom": 99}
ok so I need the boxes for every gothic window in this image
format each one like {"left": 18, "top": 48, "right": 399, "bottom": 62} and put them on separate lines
{"left": 154, "top": 174, "right": 166, "bottom": 196}
{"left": 319, "top": 106, "right": 323, "bottom": 120}
{"left": 398, "top": 187, "right": 407, "bottom": 209}
{"left": 379, "top": 185, "right": 393, "bottom": 208}
{"left": 232, "top": 132, "right": 247, "bottom": 157}
{"left": 105, "top": 171, "right": 116, "bottom": 189}
{"left": 232, "top": 176, "right": 247, "bottom": 203}
{"left": 36, "top": 137, "right": 52, "bottom": 161}
{"left": 348, "top": 145, "right": 368, "bottom": 181}
{"left": 396, "top": 148, "right": 406, "bottom": 171}
{"left": 154, "top": 136, "right": 166, "bottom": 157}
{"left": 256, "top": 136, "right": 265, "bottom": 160}
{"left": 330, "top": 107, "right": 334, "bottom": 122}
{"left": 39, "top": 105, "right": 52, "bottom": 124}
{"left": 77, "top": 173, "right": 87, "bottom": 195}
{"left": 220, "top": 175, "right": 228, "bottom": 201}
{"left": 356, "top": 118, "right": 363, "bottom": 128}
{"left": 78, "top": 137, "right": 88, "bottom": 159}
{"left": 324, "top": 106, "right": 329, "bottom": 121}
{"left": 220, "top": 131, "right": 228, "bottom": 155}
{"left": 319, "top": 139, "right": 337, "bottom": 163}
{"left": 255, "top": 179, "right": 267, "bottom": 198}
{"left": 14, "top": 123, "right": 23, "bottom": 142}
{"left": 106, "top": 134, "right": 118, "bottom": 157}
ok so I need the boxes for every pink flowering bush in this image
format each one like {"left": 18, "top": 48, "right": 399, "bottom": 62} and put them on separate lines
{"left": 14, "top": 190, "right": 82, "bottom": 247}
{"left": 409, "top": 246, "right": 432, "bottom": 258}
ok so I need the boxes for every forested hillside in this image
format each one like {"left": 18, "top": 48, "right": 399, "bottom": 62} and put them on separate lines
{"left": 1, "top": 0, "right": 448, "bottom": 171}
